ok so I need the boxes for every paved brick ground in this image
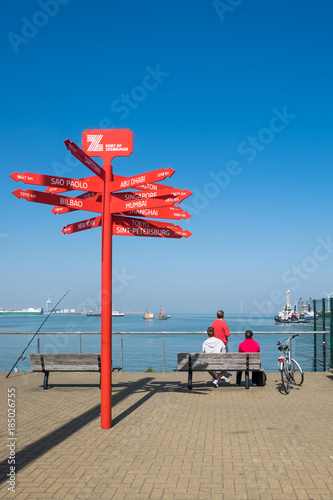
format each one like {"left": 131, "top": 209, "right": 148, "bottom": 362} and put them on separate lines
{"left": 0, "top": 370, "right": 332, "bottom": 500}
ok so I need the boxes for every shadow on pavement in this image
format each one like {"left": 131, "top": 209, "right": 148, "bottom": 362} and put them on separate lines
{"left": 0, "top": 376, "right": 208, "bottom": 483}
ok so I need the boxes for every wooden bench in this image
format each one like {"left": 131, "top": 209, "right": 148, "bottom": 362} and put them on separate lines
{"left": 177, "top": 352, "right": 262, "bottom": 390}
{"left": 29, "top": 353, "right": 103, "bottom": 390}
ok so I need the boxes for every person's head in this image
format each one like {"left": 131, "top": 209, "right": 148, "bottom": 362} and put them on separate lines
{"left": 207, "top": 327, "right": 215, "bottom": 337}
{"left": 245, "top": 330, "right": 253, "bottom": 339}
{"left": 217, "top": 310, "right": 224, "bottom": 319}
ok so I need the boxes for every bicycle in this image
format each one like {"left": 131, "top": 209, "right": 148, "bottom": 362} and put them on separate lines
{"left": 277, "top": 334, "right": 304, "bottom": 394}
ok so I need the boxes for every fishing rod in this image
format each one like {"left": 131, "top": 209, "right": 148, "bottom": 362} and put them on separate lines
{"left": 6, "top": 285, "right": 74, "bottom": 378}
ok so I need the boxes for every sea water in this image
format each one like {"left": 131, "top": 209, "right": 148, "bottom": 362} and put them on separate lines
{"left": 0, "top": 313, "right": 324, "bottom": 373}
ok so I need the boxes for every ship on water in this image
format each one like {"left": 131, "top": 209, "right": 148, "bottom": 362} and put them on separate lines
{"left": 274, "top": 290, "right": 311, "bottom": 323}
{"left": 86, "top": 308, "right": 124, "bottom": 317}
{"left": 143, "top": 309, "right": 154, "bottom": 319}
{"left": 0, "top": 307, "right": 43, "bottom": 315}
{"left": 157, "top": 305, "right": 170, "bottom": 320}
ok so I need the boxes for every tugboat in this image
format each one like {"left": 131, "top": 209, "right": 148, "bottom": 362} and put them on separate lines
{"left": 143, "top": 309, "right": 154, "bottom": 320}
{"left": 274, "top": 290, "right": 311, "bottom": 323}
{"left": 157, "top": 305, "right": 170, "bottom": 320}
{"left": 112, "top": 310, "right": 125, "bottom": 317}
{"left": 87, "top": 305, "right": 101, "bottom": 317}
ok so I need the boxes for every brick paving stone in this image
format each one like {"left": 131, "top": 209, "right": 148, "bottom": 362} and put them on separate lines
{"left": 292, "top": 489, "right": 312, "bottom": 499}
{"left": 29, "top": 494, "right": 58, "bottom": 499}
{"left": 150, "top": 488, "right": 166, "bottom": 499}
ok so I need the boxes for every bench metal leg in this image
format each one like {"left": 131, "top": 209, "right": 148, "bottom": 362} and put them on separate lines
{"left": 43, "top": 372, "right": 49, "bottom": 390}
{"left": 188, "top": 370, "right": 193, "bottom": 390}
{"left": 188, "top": 354, "right": 192, "bottom": 390}
{"left": 245, "top": 354, "right": 250, "bottom": 390}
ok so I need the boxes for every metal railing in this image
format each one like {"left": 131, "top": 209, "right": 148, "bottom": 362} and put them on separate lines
{"left": 0, "top": 330, "right": 329, "bottom": 373}
{"left": 313, "top": 297, "right": 333, "bottom": 369}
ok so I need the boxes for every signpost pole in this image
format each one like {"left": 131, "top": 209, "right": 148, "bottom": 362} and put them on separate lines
{"left": 101, "top": 161, "right": 112, "bottom": 429}
{"left": 10, "top": 128, "right": 191, "bottom": 431}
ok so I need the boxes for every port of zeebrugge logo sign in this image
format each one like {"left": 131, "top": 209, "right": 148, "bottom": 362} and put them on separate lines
{"left": 82, "top": 129, "right": 134, "bottom": 156}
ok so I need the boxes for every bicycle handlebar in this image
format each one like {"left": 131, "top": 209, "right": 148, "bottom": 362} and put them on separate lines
{"left": 277, "top": 333, "right": 299, "bottom": 351}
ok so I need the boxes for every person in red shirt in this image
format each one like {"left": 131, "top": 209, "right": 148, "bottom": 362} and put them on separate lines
{"left": 211, "top": 310, "right": 230, "bottom": 351}
{"left": 236, "top": 330, "right": 260, "bottom": 385}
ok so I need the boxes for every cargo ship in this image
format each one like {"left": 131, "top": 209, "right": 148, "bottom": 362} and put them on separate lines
{"left": 0, "top": 307, "right": 43, "bottom": 315}
{"left": 86, "top": 309, "right": 125, "bottom": 317}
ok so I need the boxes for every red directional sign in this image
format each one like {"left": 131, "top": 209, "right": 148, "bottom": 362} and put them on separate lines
{"left": 65, "top": 139, "right": 105, "bottom": 180}
{"left": 10, "top": 171, "right": 102, "bottom": 193}
{"left": 62, "top": 216, "right": 102, "bottom": 234}
{"left": 116, "top": 206, "right": 191, "bottom": 220}
{"left": 110, "top": 168, "right": 175, "bottom": 192}
{"left": 55, "top": 199, "right": 190, "bottom": 219}
{"left": 46, "top": 175, "right": 99, "bottom": 194}
{"left": 62, "top": 214, "right": 191, "bottom": 238}
{"left": 52, "top": 192, "right": 99, "bottom": 214}
{"left": 111, "top": 190, "right": 190, "bottom": 204}
{"left": 134, "top": 181, "right": 187, "bottom": 196}
{"left": 112, "top": 215, "right": 191, "bottom": 238}
{"left": 110, "top": 192, "right": 186, "bottom": 214}
{"left": 12, "top": 189, "right": 102, "bottom": 213}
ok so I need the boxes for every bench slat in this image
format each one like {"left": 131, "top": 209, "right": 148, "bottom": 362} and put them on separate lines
{"left": 177, "top": 352, "right": 262, "bottom": 390}
{"left": 177, "top": 352, "right": 261, "bottom": 371}
{"left": 29, "top": 354, "right": 101, "bottom": 372}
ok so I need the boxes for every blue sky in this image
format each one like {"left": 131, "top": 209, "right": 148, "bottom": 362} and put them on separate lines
{"left": 1, "top": 0, "right": 332, "bottom": 314}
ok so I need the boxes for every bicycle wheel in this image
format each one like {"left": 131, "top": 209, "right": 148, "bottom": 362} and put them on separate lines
{"left": 281, "top": 361, "right": 290, "bottom": 394}
{"left": 290, "top": 358, "right": 304, "bottom": 386}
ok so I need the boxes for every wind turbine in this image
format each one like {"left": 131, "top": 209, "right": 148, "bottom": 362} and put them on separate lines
{"left": 324, "top": 292, "right": 333, "bottom": 313}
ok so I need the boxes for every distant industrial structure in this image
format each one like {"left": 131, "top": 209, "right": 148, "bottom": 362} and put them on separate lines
{"left": 45, "top": 294, "right": 76, "bottom": 314}
{"left": 46, "top": 294, "right": 52, "bottom": 313}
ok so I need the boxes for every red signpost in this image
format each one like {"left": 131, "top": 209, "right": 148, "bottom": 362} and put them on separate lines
{"left": 10, "top": 129, "right": 192, "bottom": 430}
{"left": 10, "top": 171, "right": 103, "bottom": 192}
